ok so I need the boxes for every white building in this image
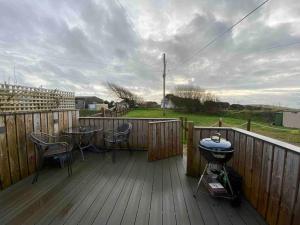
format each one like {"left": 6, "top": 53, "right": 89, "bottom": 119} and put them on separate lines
{"left": 283, "top": 111, "right": 300, "bottom": 129}
{"left": 161, "top": 97, "right": 175, "bottom": 109}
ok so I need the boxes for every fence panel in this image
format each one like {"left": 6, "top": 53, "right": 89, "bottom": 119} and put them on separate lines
{"left": 186, "top": 126, "right": 300, "bottom": 225}
{"left": 148, "top": 120, "right": 182, "bottom": 161}
{"left": 0, "top": 83, "right": 75, "bottom": 113}
{"left": 79, "top": 117, "right": 174, "bottom": 151}
{"left": 0, "top": 110, "right": 78, "bottom": 190}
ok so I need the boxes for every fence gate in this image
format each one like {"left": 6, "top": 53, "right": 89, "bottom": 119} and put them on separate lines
{"left": 147, "top": 120, "right": 182, "bottom": 161}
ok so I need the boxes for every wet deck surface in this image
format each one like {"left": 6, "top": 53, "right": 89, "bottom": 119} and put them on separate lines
{"left": 0, "top": 151, "right": 266, "bottom": 225}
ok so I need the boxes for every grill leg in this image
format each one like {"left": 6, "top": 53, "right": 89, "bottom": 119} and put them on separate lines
{"left": 223, "top": 165, "right": 234, "bottom": 196}
{"left": 80, "top": 148, "right": 85, "bottom": 161}
{"left": 194, "top": 163, "right": 208, "bottom": 197}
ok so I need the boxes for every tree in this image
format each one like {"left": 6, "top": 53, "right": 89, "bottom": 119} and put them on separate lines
{"left": 174, "top": 85, "right": 218, "bottom": 103}
{"left": 106, "top": 82, "right": 143, "bottom": 108}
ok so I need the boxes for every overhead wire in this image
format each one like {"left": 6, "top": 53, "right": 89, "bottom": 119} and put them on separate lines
{"left": 170, "top": 0, "right": 271, "bottom": 72}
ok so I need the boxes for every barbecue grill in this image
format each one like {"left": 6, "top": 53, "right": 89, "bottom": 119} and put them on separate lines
{"left": 194, "top": 132, "right": 240, "bottom": 206}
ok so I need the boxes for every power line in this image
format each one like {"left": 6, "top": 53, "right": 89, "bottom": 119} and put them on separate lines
{"left": 170, "top": 40, "right": 300, "bottom": 73}
{"left": 171, "top": 0, "right": 271, "bottom": 70}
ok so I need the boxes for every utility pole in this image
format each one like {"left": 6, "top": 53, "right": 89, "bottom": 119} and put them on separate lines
{"left": 162, "top": 53, "right": 166, "bottom": 116}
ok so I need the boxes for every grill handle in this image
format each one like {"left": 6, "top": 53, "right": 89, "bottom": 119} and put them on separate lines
{"left": 211, "top": 132, "right": 221, "bottom": 142}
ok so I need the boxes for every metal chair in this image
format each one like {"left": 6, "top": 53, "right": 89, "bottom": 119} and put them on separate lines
{"left": 30, "top": 132, "right": 73, "bottom": 184}
{"left": 104, "top": 123, "right": 132, "bottom": 162}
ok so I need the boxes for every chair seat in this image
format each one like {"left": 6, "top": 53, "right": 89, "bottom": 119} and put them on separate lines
{"left": 44, "top": 145, "right": 69, "bottom": 157}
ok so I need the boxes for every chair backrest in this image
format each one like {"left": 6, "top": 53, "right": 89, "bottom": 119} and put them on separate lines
{"left": 30, "top": 132, "right": 51, "bottom": 153}
{"left": 117, "top": 123, "right": 132, "bottom": 134}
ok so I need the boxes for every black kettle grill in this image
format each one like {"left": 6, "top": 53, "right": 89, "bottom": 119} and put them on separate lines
{"left": 199, "top": 133, "right": 234, "bottom": 164}
{"left": 194, "top": 132, "right": 241, "bottom": 206}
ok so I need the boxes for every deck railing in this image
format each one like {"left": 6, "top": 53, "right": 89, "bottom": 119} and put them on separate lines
{"left": 78, "top": 117, "right": 181, "bottom": 151}
{"left": 186, "top": 123, "right": 300, "bottom": 225}
{"left": 0, "top": 110, "right": 79, "bottom": 189}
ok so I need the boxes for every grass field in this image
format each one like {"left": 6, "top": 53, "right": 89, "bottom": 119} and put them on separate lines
{"left": 125, "top": 108, "right": 300, "bottom": 146}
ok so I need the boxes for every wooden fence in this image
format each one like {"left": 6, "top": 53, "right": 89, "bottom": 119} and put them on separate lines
{"left": 187, "top": 124, "right": 300, "bottom": 225}
{"left": 78, "top": 117, "right": 178, "bottom": 150}
{"left": 0, "top": 110, "right": 79, "bottom": 189}
{"left": 148, "top": 120, "right": 182, "bottom": 161}
{"left": 90, "top": 108, "right": 129, "bottom": 117}
{"left": 0, "top": 83, "right": 75, "bottom": 112}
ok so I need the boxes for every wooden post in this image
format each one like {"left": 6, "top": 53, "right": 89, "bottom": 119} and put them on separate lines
{"left": 184, "top": 117, "right": 187, "bottom": 140}
{"left": 101, "top": 107, "right": 105, "bottom": 117}
{"left": 179, "top": 117, "right": 184, "bottom": 140}
{"left": 219, "top": 118, "right": 223, "bottom": 127}
{"left": 186, "top": 121, "right": 194, "bottom": 176}
{"left": 162, "top": 53, "right": 166, "bottom": 116}
{"left": 247, "top": 119, "right": 251, "bottom": 131}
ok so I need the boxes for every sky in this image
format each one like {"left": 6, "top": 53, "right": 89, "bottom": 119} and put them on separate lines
{"left": 0, "top": 0, "right": 300, "bottom": 108}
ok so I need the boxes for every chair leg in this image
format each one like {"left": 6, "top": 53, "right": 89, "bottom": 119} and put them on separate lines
{"left": 32, "top": 154, "right": 43, "bottom": 184}
{"left": 193, "top": 163, "right": 209, "bottom": 197}
{"left": 70, "top": 152, "right": 73, "bottom": 175}
{"left": 112, "top": 148, "right": 116, "bottom": 163}
{"left": 80, "top": 148, "right": 85, "bottom": 161}
{"left": 67, "top": 153, "right": 72, "bottom": 177}
{"left": 59, "top": 156, "right": 64, "bottom": 168}
{"left": 127, "top": 141, "right": 132, "bottom": 155}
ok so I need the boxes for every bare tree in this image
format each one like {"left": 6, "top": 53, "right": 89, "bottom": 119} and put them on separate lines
{"left": 107, "top": 82, "right": 143, "bottom": 107}
{"left": 174, "top": 84, "right": 218, "bottom": 102}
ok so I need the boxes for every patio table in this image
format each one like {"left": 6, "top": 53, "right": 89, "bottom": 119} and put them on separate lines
{"left": 63, "top": 126, "right": 103, "bottom": 160}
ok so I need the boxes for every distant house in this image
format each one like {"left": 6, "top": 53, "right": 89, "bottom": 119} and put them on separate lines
{"left": 161, "top": 96, "right": 175, "bottom": 109}
{"left": 75, "top": 96, "right": 104, "bottom": 109}
{"left": 115, "top": 100, "right": 129, "bottom": 110}
{"left": 282, "top": 111, "right": 300, "bottom": 129}
{"left": 141, "top": 101, "right": 160, "bottom": 108}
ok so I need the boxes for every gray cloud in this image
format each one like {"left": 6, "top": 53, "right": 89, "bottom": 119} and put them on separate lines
{"left": 0, "top": 0, "right": 299, "bottom": 108}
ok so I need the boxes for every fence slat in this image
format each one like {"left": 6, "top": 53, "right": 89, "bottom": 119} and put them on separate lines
{"left": 257, "top": 143, "right": 274, "bottom": 217}
{"left": 266, "top": 147, "right": 285, "bottom": 225}
{"left": 25, "top": 114, "right": 35, "bottom": 174}
{"left": 251, "top": 139, "right": 263, "bottom": 208}
{"left": 0, "top": 115, "right": 11, "bottom": 188}
{"left": 6, "top": 115, "right": 20, "bottom": 183}
{"left": 244, "top": 136, "right": 254, "bottom": 200}
{"left": 278, "top": 151, "right": 300, "bottom": 225}
{"left": 16, "top": 114, "right": 29, "bottom": 178}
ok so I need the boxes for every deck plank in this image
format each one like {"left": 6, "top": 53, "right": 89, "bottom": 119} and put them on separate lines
{"left": 62, "top": 152, "right": 130, "bottom": 225}
{"left": 5, "top": 155, "right": 101, "bottom": 225}
{"left": 77, "top": 153, "right": 134, "bottom": 225}
{"left": 120, "top": 154, "right": 148, "bottom": 225}
{"left": 162, "top": 159, "right": 177, "bottom": 225}
{"left": 0, "top": 156, "right": 90, "bottom": 224}
{"left": 0, "top": 151, "right": 267, "bottom": 225}
{"left": 91, "top": 153, "right": 139, "bottom": 225}
{"left": 149, "top": 160, "right": 163, "bottom": 225}
{"left": 174, "top": 157, "right": 207, "bottom": 225}
{"left": 47, "top": 155, "right": 114, "bottom": 225}
{"left": 134, "top": 156, "right": 155, "bottom": 225}
{"left": 106, "top": 153, "right": 145, "bottom": 225}
{"left": 169, "top": 157, "right": 191, "bottom": 225}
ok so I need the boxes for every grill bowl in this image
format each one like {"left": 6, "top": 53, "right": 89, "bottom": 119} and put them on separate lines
{"left": 198, "top": 136, "right": 234, "bottom": 164}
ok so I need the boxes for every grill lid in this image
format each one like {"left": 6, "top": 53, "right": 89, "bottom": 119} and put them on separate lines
{"left": 199, "top": 133, "right": 231, "bottom": 151}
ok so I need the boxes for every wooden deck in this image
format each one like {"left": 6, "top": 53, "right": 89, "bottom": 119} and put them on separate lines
{"left": 0, "top": 151, "right": 266, "bottom": 225}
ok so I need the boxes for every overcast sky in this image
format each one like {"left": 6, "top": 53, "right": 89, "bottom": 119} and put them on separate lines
{"left": 0, "top": 0, "right": 299, "bottom": 108}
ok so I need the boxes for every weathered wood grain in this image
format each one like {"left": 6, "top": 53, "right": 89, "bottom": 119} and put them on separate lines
{"left": 16, "top": 114, "right": 29, "bottom": 179}
{"left": 6, "top": 115, "right": 20, "bottom": 183}
{"left": 0, "top": 115, "right": 11, "bottom": 188}
{"left": 0, "top": 110, "right": 78, "bottom": 189}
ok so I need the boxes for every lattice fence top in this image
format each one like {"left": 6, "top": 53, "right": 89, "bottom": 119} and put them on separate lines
{"left": 0, "top": 83, "right": 75, "bottom": 113}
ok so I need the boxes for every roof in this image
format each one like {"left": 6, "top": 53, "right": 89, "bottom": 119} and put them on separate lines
{"left": 75, "top": 96, "right": 104, "bottom": 103}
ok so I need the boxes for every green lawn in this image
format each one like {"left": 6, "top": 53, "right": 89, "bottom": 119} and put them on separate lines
{"left": 125, "top": 108, "right": 300, "bottom": 146}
